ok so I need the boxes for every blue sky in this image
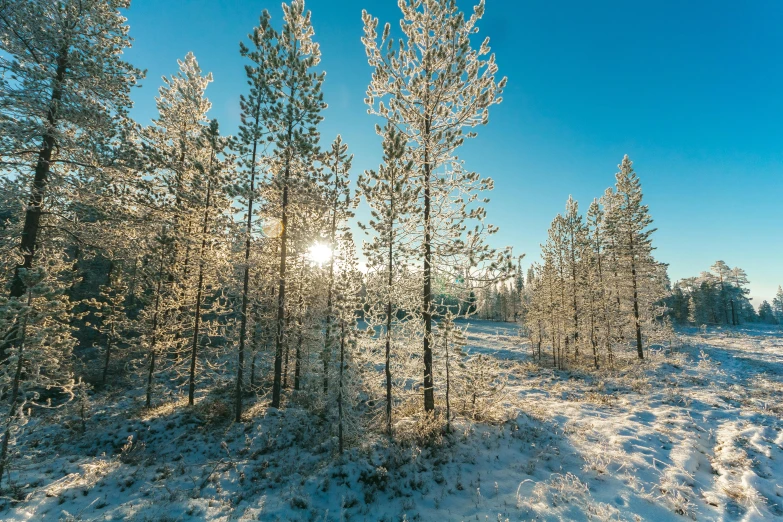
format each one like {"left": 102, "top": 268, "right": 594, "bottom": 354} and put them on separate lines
{"left": 123, "top": 0, "right": 782, "bottom": 306}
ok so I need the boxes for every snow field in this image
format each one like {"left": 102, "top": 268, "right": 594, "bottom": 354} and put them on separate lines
{"left": 2, "top": 321, "right": 781, "bottom": 521}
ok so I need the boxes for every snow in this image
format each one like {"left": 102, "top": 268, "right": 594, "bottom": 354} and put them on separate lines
{"left": 2, "top": 321, "right": 782, "bottom": 521}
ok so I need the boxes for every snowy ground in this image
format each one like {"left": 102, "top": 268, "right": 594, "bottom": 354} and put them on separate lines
{"left": 2, "top": 321, "right": 782, "bottom": 521}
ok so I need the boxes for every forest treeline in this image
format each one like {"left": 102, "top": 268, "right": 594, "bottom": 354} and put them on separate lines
{"left": 1, "top": 0, "right": 781, "bottom": 489}
{"left": 0, "top": 0, "right": 512, "bottom": 482}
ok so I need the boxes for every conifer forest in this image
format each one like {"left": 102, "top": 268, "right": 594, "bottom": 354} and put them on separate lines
{"left": 0, "top": 1, "right": 781, "bottom": 521}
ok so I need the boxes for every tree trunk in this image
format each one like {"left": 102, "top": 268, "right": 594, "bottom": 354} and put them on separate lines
{"left": 271, "top": 169, "right": 290, "bottom": 409}
{"left": 385, "top": 291, "right": 393, "bottom": 436}
{"left": 235, "top": 102, "right": 261, "bottom": 421}
{"left": 283, "top": 307, "right": 291, "bottom": 389}
{"left": 146, "top": 240, "right": 166, "bottom": 408}
{"left": 338, "top": 322, "right": 345, "bottom": 455}
{"left": 444, "top": 327, "right": 451, "bottom": 433}
{"left": 322, "top": 201, "right": 339, "bottom": 394}
{"left": 10, "top": 48, "right": 68, "bottom": 299}
{"left": 570, "top": 231, "right": 579, "bottom": 357}
{"left": 189, "top": 172, "right": 212, "bottom": 406}
{"left": 630, "top": 233, "right": 644, "bottom": 360}
{"left": 422, "top": 117, "right": 434, "bottom": 413}
{"left": 294, "top": 264, "right": 305, "bottom": 391}
{"left": 249, "top": 301, "right": 261, "bottom": 389}
{"left": 294, "top": 319, "right": 303, "bottom": 391}
{"left": 385, "top": 213, "right": 394, "bottom": 435}
{"left": 102, "top": 323, "right": 114, "bottom": 386}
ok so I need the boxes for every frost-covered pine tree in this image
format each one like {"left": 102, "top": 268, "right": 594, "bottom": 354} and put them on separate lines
{"left": 87, "top": 267, "right": 130, "bottom": 386}
{"left": 604, "top": 156, "right": 665, "bottom": 360}
{"left": 363, "top": 0, "right": 508, "bottom": 412}
{"left": 260, "top": 0, "right": 326, "bottom": 409}
{"left": 527, "top": 221, "right": 564, "bottom": 368}
{"left": 232, "top": 7, "right": 277, "bottom": 421}
{"left": 728, "top": 267, "right": 750, "bottom": 325}
{"left": 524, "top": 263, "right": 546, "bottom": 362}
{"left": 586, "top": 198, "right": 612, "bottom": 366}
{"left": 320, "top": 136, "right": 353, "bottom": 395}
{"left": 131, "top": 214, "right": 179, "bottom": 408}
{"left": 512, "top": 257, "right": 525, "bottom": 322}
{"left": 357, "top": 122, "right": 418, "bottom": 435}
{"left": 143, "top": 54, "right": 210, "bottom": 326}
{"left": 141, "top": 53, "right": 220, "bottom": 403}
{"left": 710, "top": 260, "right": 733, "bottom": 325}
{"left": 758, "top": 300, "right": 776, "bottom": 324}
{"left": 544, "top": 214, "right": 571, "bottom": 365}
{"left": 0, "top": 255, "right": 78, "bottom": 484}
{"left": 772, "top": 286, "right": 783, "bottom": 325}
{"left": 187, "top": 120, "right": 233, "bottom": 406}
{"left": 562, "top": 196, "right": 588, "bottom": 361}
{"left": 436, "top": 310, "right": 466, "bottom": 432}
{"left": 0, "top": 0, "right": 143, "bottom": 299}
{"left": 331, "top": 230, "right": 362, "bottom": 454}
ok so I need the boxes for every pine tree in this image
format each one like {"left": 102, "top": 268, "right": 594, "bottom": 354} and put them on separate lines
{"left": 687, "top": 295, "right": 697, "bottom": 324}
{"left": 332, "top": 231, "right": 362, "bottom": 454}
{"left": 139, "top": 224, "right": 177, "bottom": 408}
{"left": 729, "top": 267, "right": 750, "bottom": 325}
{"left": 232, "top": 7, "right": 277, "bottom": 421}
{"left": 710, "top": 261, "right": 733, "bottom": 325}
{"left": 512, "top": 257, "right": 525, "bottom": 322}
{"left": 0, "top": 254, "right": 78, "bottom": 484}
{"left": 140, "top": 52, "right": 214, "bottom": 404}
{"left": 758, "top": 301, "right": 775, "bottom": 323}
{"left": 187, "top": 120, "right": 232, "bottom": 406}
{"left": 320, "top": 136, "right": 353, "bottom": 395}
{"left": 363, "top": 0, "right": 507, "bottom": 413}
{"left": 562, "top": 196, "right": 588, "bottom": 361}
{"left": 772, "top": 286, "right": 783, "bottom": 324}
{"left": 264, "top": 0, "right": 326, "bottom": 409}
{"left": 0, "top": 0, "right": 143, "bottom": 300}
{"left": 358, "top": 122, "right": 417, "bottom": 435}
{"left": 436, "top": 311, "right": 466, "bottom": 432}
{"left": 587, "top": 198, "right": 611, "bottom": 366}
{"left": 605, "top": 156, "right": 662, "bottom": 360}
{"left": 522, "top": 264, "right": 542, "bottom": 361}
{"left": 87, "top": 266, "right": 130, "bottom": 386}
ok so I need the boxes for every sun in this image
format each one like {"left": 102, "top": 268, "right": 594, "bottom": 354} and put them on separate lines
{"left": 307, "top": 242, "right": 332, "bottom": 266}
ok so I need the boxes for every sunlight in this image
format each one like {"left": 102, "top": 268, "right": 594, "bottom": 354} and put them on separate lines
{"left": 307, "top": 242, "right": 332, "bottom": 266}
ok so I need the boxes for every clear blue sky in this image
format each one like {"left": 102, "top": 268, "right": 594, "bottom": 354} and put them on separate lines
{"left": 123, "top": 0, "right": 783, "bottom": 306}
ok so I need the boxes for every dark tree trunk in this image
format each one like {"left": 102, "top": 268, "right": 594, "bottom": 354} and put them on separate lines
{"left": 384, "top": 206, "right": 394, "bottom": 434}
{"left": 235, "top": 103, "right": 261, "bottom": 422}
{"left": 338, "top": 322, "right": 345, "bottom": 455}
{"left": 189, "top": 171, "right": 212, "bottom": 406}
{"left": 271, "top": 169, "right": 289, "bottom": 409}
{"left": 322, "top": 197, "right": 339, "bottom": 395}
{"left": 385, "top": 292, "right": 393, "bottom": 435}
{"left": 146, "top": 250, "right": 166, "bottom": 408}
{"left": 102, "top": 323, "right": 114, "bottom": 386}
{"left": 283, "top": 307, "right": 291, "bottom": 389}
{"left": 444, "top": 327, "right": 451, "bottom": 433}
{"left": 630, "top": 233, "right": 644, "bottom": 360}
{"left": 422, "top": 117, "right": 434, "bottom": 413}
{"left": 294, "top": 265, "right": 305, "bottom": 391}
{"left": 10, "top": 48, "right": 68, "bottom": 299}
